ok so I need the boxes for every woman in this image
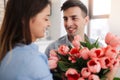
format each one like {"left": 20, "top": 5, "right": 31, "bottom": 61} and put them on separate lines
{"left": 0, "top": 0, "right": 53, "bottom": 80}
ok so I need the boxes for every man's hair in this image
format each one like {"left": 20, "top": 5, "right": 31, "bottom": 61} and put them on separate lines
{"left": 61, "top": 0, "right": 88, "bottom": 17}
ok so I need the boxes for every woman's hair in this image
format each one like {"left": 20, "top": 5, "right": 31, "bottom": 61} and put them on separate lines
{"left": 0, "top": 0, "right": 51, "bottom": 61}
{"left": 61, "top": 0, "right": 88, "bottom": 17}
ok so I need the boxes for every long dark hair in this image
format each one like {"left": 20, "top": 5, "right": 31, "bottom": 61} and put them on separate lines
{"left": 0, "top": 0, "right": 51, "bottom": 61}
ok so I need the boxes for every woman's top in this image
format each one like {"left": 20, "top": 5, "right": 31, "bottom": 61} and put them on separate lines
{"left": 0, "top": 43, "right": 53, "bottom": 80}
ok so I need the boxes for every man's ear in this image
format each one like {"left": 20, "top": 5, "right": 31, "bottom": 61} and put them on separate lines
{"left": 85, "top": 16, "right": 89, "bottom": 24}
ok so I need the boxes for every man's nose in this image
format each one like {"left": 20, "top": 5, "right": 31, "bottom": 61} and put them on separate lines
{"left": 65, "top": 19, "right": 73, "bottom": 26}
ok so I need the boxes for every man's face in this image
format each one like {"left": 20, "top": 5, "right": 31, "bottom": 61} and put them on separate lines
{"left": 63, "top": 6, "right": 89, "bottom": 37}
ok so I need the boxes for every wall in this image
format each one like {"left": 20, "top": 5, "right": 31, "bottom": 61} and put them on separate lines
{"left": 48, "top": 0, "right": 66, "bottom": 40}
{"left": 0, "top": 0, "right": 4, "bottom": 26}
{"left": 108, "top": 0, "right": 120, "bottom": 36}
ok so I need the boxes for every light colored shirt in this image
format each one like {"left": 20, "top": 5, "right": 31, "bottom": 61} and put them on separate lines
{"left": 0, "top": 43, "right": 53, "bottom": 80}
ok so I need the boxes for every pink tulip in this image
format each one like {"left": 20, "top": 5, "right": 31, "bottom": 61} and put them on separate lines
{"left": 68, "top": 56, "right": 77, "bottom": 63}
{"left": 48, "top": 59, "right": 57, "bottom": 69}
{"left": 69, "top": 48, "right": 81, "bottom": 58}
{"left": 49, "top": 50, "right": 57, "bottom": 57}
{"left": 65, "top": 68, "right": 80, "bottom": 80}
{"left": 110, "top": 36, "right": 120, "bottom": 47}
{"left": 72, "top": 40, "right": 81, "bottom": 48}
{"left": 89, "top": 48, "right": 104, "bottom": 58}
{"left": 74, "top": 35, "right": 82, "bottom": 41}
{"left": 81, "top": 68, "right": 91, "bottom": 78}
{"left": 109, "top": 58, "right": 120, "bottom": 70}
{"left": 105, "top": 32, "right": 114, "bottom": 44}
{"left": 87, "top": 59, "right": 101, "bottom": 73}
{"left": 49, "top": 56, "right": 59, "bottom": 69}
{"left": 99, "top": 57, "right": 111, "bottom": 69}
{"left": 78, "top": 77, "right": 85, "bottom": 80}
{"left": 68, "top": 47, "right": 81, "bottom": 63}
{"left": 80, "top": 47, "right": 90, "bottom": 60}
{"left": 88, "top": 74, "right": 100, "bottom": 80}
{"left": 49, "top": 50, "right": 59, "bottom": 61}
{"left": 105, "top": 46, "right": 118, "bottom": 59}
{"left": 105, "top": 32, "right": 120, "bottom": 48}
{"left": 72, "top": 35, "right": 82, "bottom": 48}
{"left": 58, "top": 45, "right": 69, "bottom": 55}
{"left": 49, "top": 56, "right": 59, "bottom": 62}
{"left": 49, "top": 50, "right": 59, "bottom": 60}
{"left": 49, "top": 50, "right": 59, "bottom": 69}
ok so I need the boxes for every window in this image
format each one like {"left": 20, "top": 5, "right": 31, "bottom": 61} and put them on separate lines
{"left": 88, "top": 0, "right": 111, "bottom": 41}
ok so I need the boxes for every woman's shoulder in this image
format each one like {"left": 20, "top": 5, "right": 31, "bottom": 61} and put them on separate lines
{"left": 11, "top": 43, "right": 42, "bottom": 57}
{"left": 14, "top": 43, "right": 39, "bottom": 52}
{"left": 12, "top": 43, "right": 47, "bottom": 62}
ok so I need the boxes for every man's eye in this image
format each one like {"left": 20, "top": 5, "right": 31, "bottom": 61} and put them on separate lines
{"left": 72, "top": 18, "right": 77, "bottom": 20}
{"left": 64, "top": 18, "right": 67, "bottom": 21}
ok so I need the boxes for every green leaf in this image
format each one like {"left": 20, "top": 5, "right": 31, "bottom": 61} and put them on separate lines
{"left": 92, "top": 38, "right": 100, "bottom": 48}
{"left": 80, "top": 38, "right": 100, "bottom": 50}
{"left": 58, "top": 61, "right": 70, "bottom": 72}
{"left": 100, "top": 76, "right": 107, "bottom": 80}
{"left": 114, "top": 77, "right": 120, "bottom": 80}
{"left": 102, "top": 69, "right": 110, "bottom": 74}
{"left": 97, "top": 69, "right": 110, "bottom": 78}
{"left": 57, "top": 52, "right": 69, "bottom": 62}
{"left": 53, "top": 73, "right": 61, "bottom": 78}
{"left": 64, "top": 58, "right": 88, "bottom": 72}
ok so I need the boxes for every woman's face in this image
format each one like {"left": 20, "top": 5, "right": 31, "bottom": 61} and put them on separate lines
{"left": 29, "top": 5, "right": 51, "bottom": 42}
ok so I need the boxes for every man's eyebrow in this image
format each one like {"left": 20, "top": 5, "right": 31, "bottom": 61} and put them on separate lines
{"left": 63, "top": 16, "right": 67, "bottom": 19}
{"left": 70, "top": 15, "right": 77, "bottom": 18}
{"left": 63, "top": 15, "right": 77, "bottom": 18}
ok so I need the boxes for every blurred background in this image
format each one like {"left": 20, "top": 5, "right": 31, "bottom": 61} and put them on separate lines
{"left": 0, "top": 0, "right": 120, "bottom": 52}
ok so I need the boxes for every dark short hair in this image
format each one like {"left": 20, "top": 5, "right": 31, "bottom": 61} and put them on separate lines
{"left": 61, "top": 0, "right": 87, "bottom": 17}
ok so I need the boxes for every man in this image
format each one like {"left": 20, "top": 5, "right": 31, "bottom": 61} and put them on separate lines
{"left": 45, "top": 0, "right": 89, "bottom": 56}
{"left": 45, "top": 0, "right": 119, "bottom": 79}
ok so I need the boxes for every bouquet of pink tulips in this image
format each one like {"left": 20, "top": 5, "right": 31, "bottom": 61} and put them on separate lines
{"left": 48, "top": 32, "right": 120, "bottom": 80}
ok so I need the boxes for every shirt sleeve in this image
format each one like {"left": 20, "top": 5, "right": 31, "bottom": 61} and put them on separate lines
{"left": 45, "top": 42, "right": 56, "bottom": 58}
